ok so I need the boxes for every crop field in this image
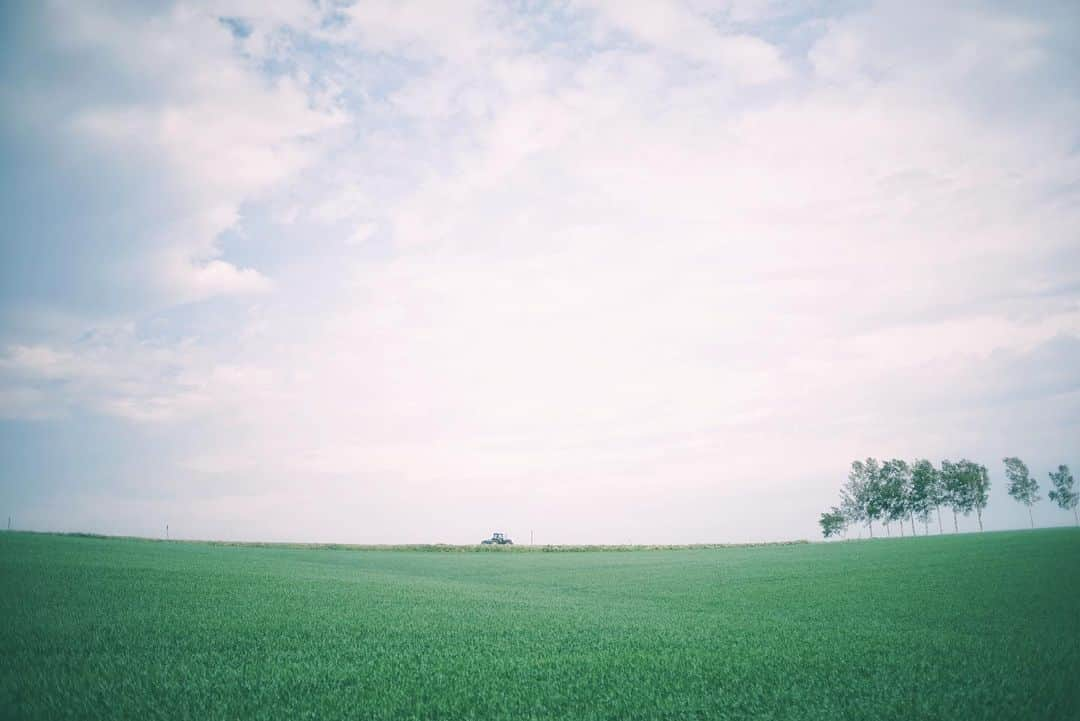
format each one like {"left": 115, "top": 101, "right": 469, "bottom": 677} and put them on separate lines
{"left": 1, "top": 530, "right": 1078, "bottom": 720}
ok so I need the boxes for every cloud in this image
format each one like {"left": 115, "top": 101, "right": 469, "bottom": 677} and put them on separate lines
{"left": 162, "top": 257, "right": 273, "bottom": 301}
{"left": 346, "top": 223, "right": 378, "bottom": 246}
{"left": 339, "top": 0, "right": 503, "bottom": 61}
{"left": 809, "top": 2, "right": 1050, "bottom": 89}
{"left": 580, "top": 0, "right": 790, "bottom": 84}
{"left": 2, "top": 1, "right": 345, "bottom": 314}
{"left": 1, "top": 0, "right": 1078, "bottom": 542}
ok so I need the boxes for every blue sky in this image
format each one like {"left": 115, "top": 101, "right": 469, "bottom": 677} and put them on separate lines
{"left": 1, "top": 0, "right": 1078, "bottom": 543}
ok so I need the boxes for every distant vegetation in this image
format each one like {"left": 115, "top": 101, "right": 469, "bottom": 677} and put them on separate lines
{"left": 820, "top": 457, "right": 1077, "bottom": 538}
{"left": 36, "top": 532, "right": 809, "bottom": 553}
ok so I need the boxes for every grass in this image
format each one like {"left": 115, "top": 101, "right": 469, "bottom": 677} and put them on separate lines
{"left": 1, "top": 529, "right": 1077, "bottom": 720}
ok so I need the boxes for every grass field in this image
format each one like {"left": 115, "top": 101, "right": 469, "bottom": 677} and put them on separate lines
{"left": 1, "top": 529, "right": 1078, "bottom": 720}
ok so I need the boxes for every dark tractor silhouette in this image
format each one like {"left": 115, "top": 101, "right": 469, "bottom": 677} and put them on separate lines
{"left": 481, "top": 532, "right": 513, "bottom": 545}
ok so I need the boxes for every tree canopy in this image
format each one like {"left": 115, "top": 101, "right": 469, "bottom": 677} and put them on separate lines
{"left": 879, "top": 459, "right": 912, "bottom": 535}
{"left": 908, "top": 459, "right": 940, "bottom": 533}
{"left": 819, "top": 507, "right": 847, "bottom": 538}
{"left": 1047, "top": 465, "right": 1078, "bottom": 524}
{"left": 1003, "top": 457, "right": 1039, "bottom": 527}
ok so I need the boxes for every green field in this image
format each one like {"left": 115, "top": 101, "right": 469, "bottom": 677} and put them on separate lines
{"left": 1, "top": 530, "right": 1078, "bottom": 720}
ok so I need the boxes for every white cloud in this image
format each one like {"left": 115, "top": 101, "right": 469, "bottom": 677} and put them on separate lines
{"left": 55, "top": 1, "right": 346, "bottom": 305}
{"left": 2, "top": 0, "right": 1078, "bottom": 542}
{"left": 338, "top": 0, "right": 503, "bottom": 62}
{"left": 160, "top": 255, "right": 273, "bottom": 301}
{"left": 346, "top": 223, "right": 378, "bottom": 246}
{"left": 0, "top": 345, "right": 80, "bottom": 380}
{"left": 809, "top": 3, "right": 1050, "bottom": 87}
{"left": 580, "top": 0, "right": 789, "bottom": 84}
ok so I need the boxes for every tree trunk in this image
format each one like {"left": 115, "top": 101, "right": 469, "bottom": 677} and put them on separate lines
{"left": 899, "top": 520, "right": 904, "bottom": 538}
{"left": 868, "top": 522, "right": 873, "bottom": 538}
{"left": 911, "top": 513, "right": 916, "bottom": 537}
{"left": 924, "top": 520, "right": 929, "bottom": 536}
{"left": 937, "top": 507, "right": 942, "bottom": 534}
{"left": 976, "top": 507, "right": 983, "bottom": 532}
{"left": 1075, "top": 507, "right": 1078, "bottom": 526}
{"left": 885, "top": 522, "right": 891, "bottom": 537}
{"left": 1028, "top": 505, "right": 1033, "bottom": 529}
{"left": 953, "top": 510, "right": 958, "bottom": 533}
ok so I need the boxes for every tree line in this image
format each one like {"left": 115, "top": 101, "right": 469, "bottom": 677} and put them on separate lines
{"left": 819, "top": 457, "right": 1077, "bottom": 538}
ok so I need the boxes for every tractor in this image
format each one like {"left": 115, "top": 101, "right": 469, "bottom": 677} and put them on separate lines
{"left": 481, "top": 531, "right": 513, "bottom": 545}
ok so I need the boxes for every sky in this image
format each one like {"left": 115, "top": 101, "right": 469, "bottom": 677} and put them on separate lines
{"left": 1, "top": 0, "right": 1078, "bottom": 544}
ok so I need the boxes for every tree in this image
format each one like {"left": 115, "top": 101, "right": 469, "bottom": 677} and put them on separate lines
{"left": 969, "top": 461, "right": 990, "bottom": 532}
{"left": 842, "top": 460, "right": 877, "bottom": 537}
{"left": 940, "top": 460, "right": 967, "bottom": 532}
{"left": 909, "top": 459, "right": 938, "bottom": 535}
{"left": 1048, "top": 465, "right": 1078, "bottom": 525}
{"left": 862, "top": 458, "right": 884, "bottom": 536}
{"left": 1003, "top": 457, "right": 1039, "bottom": 528}
{"left": 819, "top": 507, "right": 847, "bottom": 539}
{"left": 941, "top": 459, "right": 990, "bottom": 532}
{"left": 840, "top": 470, "right": 867, "bottom": 537}
{"left": 903, "top": 461, "right": 917, "bottom": 537}
{"left": 929, "top": 462, "right": 946, "bottom": 534}
{"left": 842, "top": 459, "right": 884, "bottom": 538}
{"left": 880, "top": 459, "right": 912, "bottom": 537}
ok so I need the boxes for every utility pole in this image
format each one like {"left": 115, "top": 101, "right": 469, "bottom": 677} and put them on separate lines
{"left": 166, "top": 524, "right": 169, "bottom": 541}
